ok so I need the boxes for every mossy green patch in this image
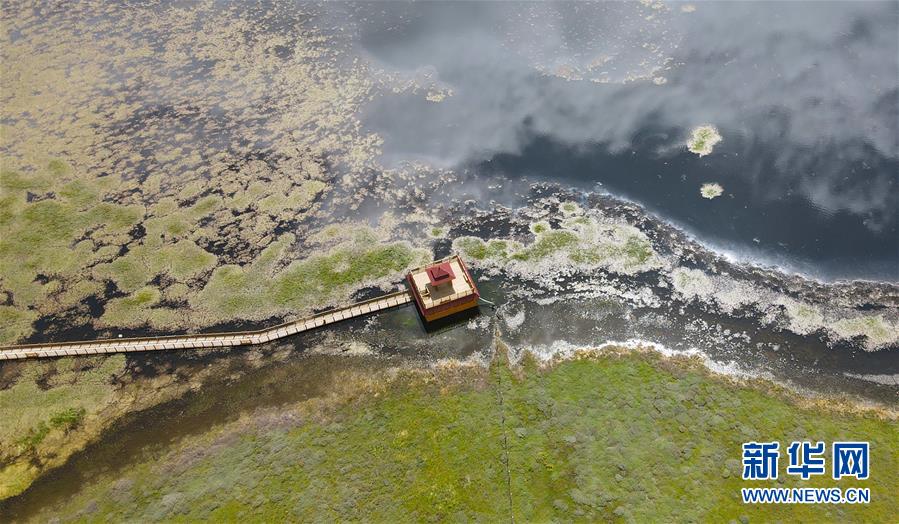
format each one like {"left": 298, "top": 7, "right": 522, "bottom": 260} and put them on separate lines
{"left": 57, "top": 180, "right": 100, "bottom": 208}
{"left": 99, "top": 286, "right": 179, "bottom": 329}
{"left": 193, "top": 231, "right": 429, "bottom": 323}
{"left": 622, "top": 235, "right": 653, "bottom": 265}
{"left": 93, "top": 240, "right": 216, "bottom": 294}
{"left": 0, "top": 161, "right": 145, "bottom": 341}
{"left": 271, "top": 244, "right": 414, "bottom": 306}
{"left": 0, "top": 169, "right": 51, "bottom": 194}
{"left": 0, "top": 306, "right": 39, "bottom": 343}
{"left": 257, "top": 180, "right": 326, "bottom": 214}
{"left": 26, "top": 351, "right": 897, "bottom": 522}
{"left": 143, "top": 196, "right": 222, "bottom": 242}
{"left": 832, "top": 315, "right": 898, "bottom": 350}
{"left": 529, "top": 220, "right": 550, "bottom": 234}
{"left": 46, "top": 159, "right": 71, "bottom": 177}
{"left": 454, "top": 215, "right": 662, "bottom": 274}
{"left": 560, "top": 202, "right": 582, "bottom": 216}
{"left": 687, "top": 125, "right": 722, "bottom": 156}
{"left": 48, "top": 407, "right": 86, "bottom": 431}
{"left": 0, "top": 355, "right": 127, "bottom": 498}
{"left": 512, "top": 229, "right": 578, "bottom": 261}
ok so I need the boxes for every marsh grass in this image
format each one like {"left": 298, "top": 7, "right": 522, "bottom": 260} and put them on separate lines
{"left": 0, "top": 161, "right": 144, "bottom": 341}
{"left": 0, "top": 355, "right": 127, "bottom": 498}
{"left": 98, "top": 287, "right": 180, "bottom": 329}
{"left": 0, "top": 356, "right": 125, "bottom": 447}
{"left": 0, "top": 159, "right": 421, "bottom": 339}
{"left": 29, "top": 351, "right": 897, "bottom": 523}
{"left": 0, "top": 307, "right": 38, "bottom": 343}
{"left": 193, "top": 233, "right": 429, "bottom": 324}
{"left": 48, "top": 407, "right": 86, "bottom": 431}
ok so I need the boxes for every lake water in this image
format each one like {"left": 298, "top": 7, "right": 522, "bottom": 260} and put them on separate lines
{"left": 340, "top": 1, "right": 899, "bottom": 281}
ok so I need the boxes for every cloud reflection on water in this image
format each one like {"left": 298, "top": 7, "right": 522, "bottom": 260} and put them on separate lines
{"left": 320, "top": 1, "right": 899, "bottom": 278}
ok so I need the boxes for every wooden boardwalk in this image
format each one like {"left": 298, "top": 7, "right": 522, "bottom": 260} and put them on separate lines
{"left": 0, "top": 291, "right": 413, "bottom": 361}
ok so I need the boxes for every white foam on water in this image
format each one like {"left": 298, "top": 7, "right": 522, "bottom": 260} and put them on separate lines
{"left": 842, "top": 372, "right": 899, "bottom": 387}
{"left": 503, "top": 309, "right": 526, "bottom": 332}
{"left": 512, "top": 336, "right": 777, "bottom": 384}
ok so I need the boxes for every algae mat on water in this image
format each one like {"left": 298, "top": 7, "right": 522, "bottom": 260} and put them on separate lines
{"left": 9, "top": 351, "right": 897, "bottom": 523}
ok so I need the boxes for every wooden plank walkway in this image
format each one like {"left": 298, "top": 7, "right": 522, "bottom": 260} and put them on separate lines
{"left": 0, "top": 290, "right": 413, "bottom": 361}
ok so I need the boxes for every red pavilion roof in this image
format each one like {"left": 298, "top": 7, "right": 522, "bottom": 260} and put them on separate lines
{"left": 426, "top": 262, "right": 455, "bottom": 286}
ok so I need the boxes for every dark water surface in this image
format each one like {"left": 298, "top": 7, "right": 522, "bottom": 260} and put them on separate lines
{"left": 339, "top": 1, "right": 899, "bottom": 280}
{"left": 472, "top": 131, "right": 899, "bottom": 280}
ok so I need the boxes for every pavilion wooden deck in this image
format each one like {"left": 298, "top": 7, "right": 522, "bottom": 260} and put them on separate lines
{"left": 0, "top": 290, "right": 413, "bottom": 361}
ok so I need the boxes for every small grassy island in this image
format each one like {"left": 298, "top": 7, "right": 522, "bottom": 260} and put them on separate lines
{"left": 688, "top": 125, "right": 723, "bottom": 156}
{"left": 700, "top": 182, "right": 725, "bottom": 199}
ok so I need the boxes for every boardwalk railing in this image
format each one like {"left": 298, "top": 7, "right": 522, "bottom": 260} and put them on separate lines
{"left": 0, "top": 290, "right": 413, "bottom": 361}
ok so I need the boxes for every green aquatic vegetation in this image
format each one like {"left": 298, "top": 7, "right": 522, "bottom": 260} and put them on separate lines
{"left": 93, "top": 240, "right": 217, "bottom": 294}
{"left": 454, "top": 237, "right": 513, "bottom": 261}
{"left": 672, "top": 268, "right": 898, "bottom": 350}
{"left": 0, "top": 169, "right": 51, "bottom": 194}
{"left": 58, "top": 179, "right": 100, "bottom": 208}
{"left": 92, "top": 255, "right": 150, "bottom": 294}
{"left": 32, "top": 351, "right": 897, "bottom": 522}
{"left": 193, "top": 231, "right": 429, "bottom": 323}
{"left": 687, "top": 125, "right": 722, "bottom": 156}
{"left": 257, "top": 180, "right": 327, "bottom": 214}
{"left": 159, "top": 241, "right": 218, "bottom": 282}
{"left": 700, "top": 182, "right": 724, "bottom": 199}
{"left": 831, "top": 315, "right": 898, "bottom": 350}
{"left": 512, "top": 229, "right": 578, "bottom": 261}
{"left": 187, "top": 195, "right": 222, "bottom": 217}
{"left": 782, "top": 300, "right": 826, "bottom": 335}
{"left": 454, "top": 215, "right": 662, "bottom": 274}
{"left": 53, "top": 280, "right": 106, "bottom": 310}
{"left": 273, "top": 244, "right": 418, "bottom": 307}
{"left": 561, "top": 216, "right": 590, "bottom": 228}
{"left": 269, "top": 246, "right": 404, "bottom": 307}
{"left": 49, "top": 407, "right": 86, "bottom": 431}
{"left": 19, "top": 200, "right": 84, "bottom": 241}
{"left": 454, "top": 237, "right": 489, "bottom": 260}
{"left": 484, "top": 239, "right": 512, "bottom": 260}
{"left": 622, "top": 235, "right": 653, "bottom": 265}
{"left": 529, "top": 220, "right": 550, "bottom": 234}
{"left": 560, "top": 201, "right": 582, "bottom": 216}
{"left": 0, "top": 0, "right": 395, "bottom": 340}
{"left": 0, "top": 306, "right": 38, "bottom": 343}
{"left": 0, "top": 157, "right": 337, "bottom": 341}
{"left": 143, "top": 196, "right": 223, "bottom": 241}
{"left": 0, "top": 162, "right": 146, "bottom": 340}
{"left": 0, "top": 355, "right": 126, "bottom": 460}
{"left": 143, "top": 214, "right": 190, "bottom": 239}
{"left": 671, "top": 267, "right": 713, "bottom": 298}
{"left": 99, "top": 286, "right": 180, "bottom": 329}
{"left": 88, "top": 203, "right": 144, "bottom": 234}
{"left": 120, "top": 287, "right": 158, "bottom": 307}
{"left": 46, "top": 159, "right": 71, "bottom": 177}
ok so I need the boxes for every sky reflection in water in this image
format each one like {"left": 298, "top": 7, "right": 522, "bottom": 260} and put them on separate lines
{"left": 325, "top": 1, "right": 899, "bottom": 280}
